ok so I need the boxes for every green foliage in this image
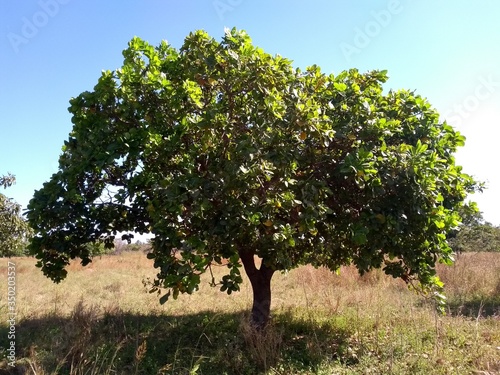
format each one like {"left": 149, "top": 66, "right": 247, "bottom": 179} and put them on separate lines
{"left": 85, "top": 241, "right": 114, "bottom": 256}
{"left": 27, "top": 28, "right": 478, "bottom": 308}
{"left": 0, "top": 174, "right": 32, "bottom": 257}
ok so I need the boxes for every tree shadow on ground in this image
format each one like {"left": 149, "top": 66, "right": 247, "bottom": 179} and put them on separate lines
{"left": 0, "top": 306, "right": 355, "bottom": 375}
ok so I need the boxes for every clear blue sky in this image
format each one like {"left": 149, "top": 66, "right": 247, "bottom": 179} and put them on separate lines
{"left": 1, "top": 0, "right": 499, "bottom": 224}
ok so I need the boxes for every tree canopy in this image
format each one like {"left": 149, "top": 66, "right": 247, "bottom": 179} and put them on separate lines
{"left": 1, "top": 174, "right": 32, "bottom": 256}
{"left": 27, "top": 28, "right": 478, "bottom": 326}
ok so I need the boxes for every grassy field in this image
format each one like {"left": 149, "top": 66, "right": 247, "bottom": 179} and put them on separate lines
{"left": 0, "top": 251, "right": 499, "bottom": 374}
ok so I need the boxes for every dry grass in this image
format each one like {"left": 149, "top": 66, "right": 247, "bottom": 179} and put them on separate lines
{"left": 8, "top": 252, "right": 253, "bottom": 319}
{"left": 437, "top": 252, "right": 500, "bottom": 317}
{"left": 0, "top": 252, "right": 499, "bottom": 374}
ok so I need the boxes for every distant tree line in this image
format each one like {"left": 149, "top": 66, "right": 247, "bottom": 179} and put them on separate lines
{"left": 448, "top": 204, "right": 500, "bottom": 253}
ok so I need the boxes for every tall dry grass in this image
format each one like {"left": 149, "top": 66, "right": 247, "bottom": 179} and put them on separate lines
{"left": 437, "top": 252, "right": 500, "bottom": 316}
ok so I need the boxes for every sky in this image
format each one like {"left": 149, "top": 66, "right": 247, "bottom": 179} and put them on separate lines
{"left": 1, "top": 0, "right": 499, "bottom": 225}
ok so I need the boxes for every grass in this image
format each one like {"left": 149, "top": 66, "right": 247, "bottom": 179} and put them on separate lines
{"left": 0, "top": 251, "right": 499, "bottom": 374}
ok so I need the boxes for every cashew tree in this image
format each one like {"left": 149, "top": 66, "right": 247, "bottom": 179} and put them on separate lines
{"left": 27, "top": 28, "right": 478, "bottom": 328}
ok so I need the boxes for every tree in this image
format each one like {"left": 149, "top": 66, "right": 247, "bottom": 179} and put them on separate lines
{"left": 1, "top": 174, "right": 32, "bottom": 256}
{"left": 27, "top": 29, "right": 478, "bottom": 328}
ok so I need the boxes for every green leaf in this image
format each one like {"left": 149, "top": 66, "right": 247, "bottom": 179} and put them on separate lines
{"left": 334, "top": 82, "right": 347, "bottom": 91}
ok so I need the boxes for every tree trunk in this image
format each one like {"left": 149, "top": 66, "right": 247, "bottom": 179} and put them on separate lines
{"left": 239, "top": 249, "right": 275, "bottom": 330}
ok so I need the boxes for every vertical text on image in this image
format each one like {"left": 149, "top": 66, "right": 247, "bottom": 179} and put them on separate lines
{"left": 7, "top": 261, "right": 16, "bottom": 367}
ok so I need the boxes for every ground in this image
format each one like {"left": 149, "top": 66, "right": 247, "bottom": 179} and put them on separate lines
{"left": 0, "top": 251, "right": 499, "bottom": 374}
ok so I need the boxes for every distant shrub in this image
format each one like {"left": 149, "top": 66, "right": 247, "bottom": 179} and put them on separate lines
{"left": 112, "top": 239, "right": 151, "bottom": 255}
{"left": 85, "top": 242, "right": 115, "bottom": 256}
